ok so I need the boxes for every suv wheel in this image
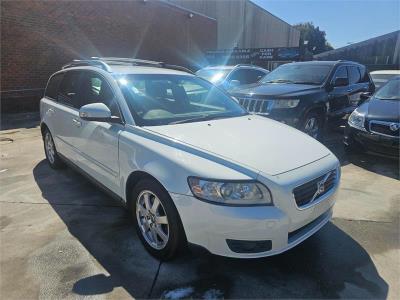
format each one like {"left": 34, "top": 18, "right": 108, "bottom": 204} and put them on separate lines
{"left": 131, "top": 178, "right": 186, "bottom": 260}
{"left": 43, "top": 129, "right": 64, "bottom": 169}
{"left": 301, "top": 112, "right": 323, "bottom": 140}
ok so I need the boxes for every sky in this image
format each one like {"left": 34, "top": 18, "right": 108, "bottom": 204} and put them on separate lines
{"left": 252, "top": 0, "right": 400, "bottom": 48}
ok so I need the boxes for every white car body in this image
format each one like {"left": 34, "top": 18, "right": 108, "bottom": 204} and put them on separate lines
{"left": 40, "top": 61, "right": 340, "bottom": 258}
{"left": 370, "top": 70, "right": 400, "bottom": 89}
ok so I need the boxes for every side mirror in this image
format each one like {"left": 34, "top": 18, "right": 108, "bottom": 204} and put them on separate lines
{"left": 229, "top": 80, "right": 241, "bottom": 88}
{"left": 360, "top": 92, "right": 372, "bottom": 100}
{"left": 79, "top": 103, "right": 120, "bottom": 123}
{"left": 333, "top": 77, "right": 349, "bottom": 87}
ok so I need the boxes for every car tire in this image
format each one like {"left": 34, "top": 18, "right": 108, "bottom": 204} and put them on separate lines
{"left": 300, "top": 111, "right": 324, "bottom": 140}
{"left": 131, "top": 178, "right": 186, "bottom": 260}
{"left": 43, "top": 128, "right": 65, "bottom": 169}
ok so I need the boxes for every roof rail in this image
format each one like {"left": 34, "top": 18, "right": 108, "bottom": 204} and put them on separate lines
{"left": 62, "top": 59, "right": 112, "bottom": 72}
{"left": 62, "top": 57, "right": 194, "bottom": 74}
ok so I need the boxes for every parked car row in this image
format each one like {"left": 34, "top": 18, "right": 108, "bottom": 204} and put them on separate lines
{"left": 197, "top": 61, "right": 399, "bottom": 159}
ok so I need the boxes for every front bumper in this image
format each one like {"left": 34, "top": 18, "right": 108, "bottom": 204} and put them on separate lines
{"left": 344, "top": 125, "right": 399, "bottom": 158}
{"left": 170, "top": 161, "right": 339, "bottom": 258}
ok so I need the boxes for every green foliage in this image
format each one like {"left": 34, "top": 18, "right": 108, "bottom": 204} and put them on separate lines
{"left": 294, "top": 22, "right": 334, "bottom": 55}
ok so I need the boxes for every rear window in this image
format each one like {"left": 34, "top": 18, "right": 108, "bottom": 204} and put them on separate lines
{"left": 45, "top": 73, "right": 64, "bottom": 99}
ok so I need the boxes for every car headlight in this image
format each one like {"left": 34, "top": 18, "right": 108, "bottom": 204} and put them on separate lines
{"left": 348, "top": 109, "right": 366, "bottom": 131}
{"left": 272, "top": 99, "right": 300, "bottom": 109}
{"left": 188, "top": 177, "right": 272, "bottom": 205}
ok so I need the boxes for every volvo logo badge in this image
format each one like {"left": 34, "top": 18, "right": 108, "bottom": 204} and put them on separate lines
{"left": 389, "top": 123, "right": 399, "bottom": 131}
{"left": 310, "top": 172, "right": 331, "bottom": 203}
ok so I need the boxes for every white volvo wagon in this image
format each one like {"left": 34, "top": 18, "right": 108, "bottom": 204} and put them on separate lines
{"left": 40, "top": 58, "right": 340, "bottom": 260}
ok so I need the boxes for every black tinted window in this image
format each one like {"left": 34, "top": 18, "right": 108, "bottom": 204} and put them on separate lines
{"left": 332, "top": 66, "right": 348, "bottom": 82}
{"left": 358, "top": 66, "right": 370, "bottom": 83}
{"left": 261, "top": 64, "right": 332, "bottom": 85}
{"left": 79, "top": 72, "right": 119, "bottom": 117}
{"left": 58, "top": 71, "right": 82, "bottom": 108}
{"left": 45, "top": 73, "right": 64, "bottom": 100}
{"left": 348, "top": 66, "right": 361, "bottom": 84}
{"left": 230, "top": 69, "right": 266, "bottom": 85}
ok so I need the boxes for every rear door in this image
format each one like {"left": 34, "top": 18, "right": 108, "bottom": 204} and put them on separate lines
{"left": 41, "top": 72, "right": 64, "bottom": 138}
{"left": 51, "top": 71, "right": 83, "bottom": 162}
{"left": 347, "top": 65, "right": 369, "bottom": 106}
{"left": 73, "top": 71, "right": 123, "bottom": 193}
{"left": 328, "top": 65, "right": 350, "bottom": 113}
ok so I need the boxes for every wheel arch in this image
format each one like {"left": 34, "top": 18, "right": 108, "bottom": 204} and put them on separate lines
{"left": 301, "top": 104, "right": 327, "bottom": 126}
{"left": 125, "top": 170, "right": 168, "bottom": 208}
{"left": 40, "top": 122, "right": 49, "bottom": 138}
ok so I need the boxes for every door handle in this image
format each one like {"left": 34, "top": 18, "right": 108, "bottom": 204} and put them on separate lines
{"left": 72, "top": 118, "right": 81, "bottom": 127}
{"left": 47, "top": 108, "right": 55, "bottom": 115}
{"left": 347, "top": 89, "right": 354, "bottom": 93}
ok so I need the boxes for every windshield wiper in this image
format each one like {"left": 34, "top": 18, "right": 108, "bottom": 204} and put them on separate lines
{"left": 263, "top": 79, "right": 294, "bottom": 84}
{"left": 293, "top": 81, "right": 320, "bottom": 85}
{"left": 169, "top": 114, "right": 234, "bottom": 125}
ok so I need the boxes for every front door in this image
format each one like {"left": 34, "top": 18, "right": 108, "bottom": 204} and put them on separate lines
{"left": 74, "top": 71, "right": 122, "bottom": 194}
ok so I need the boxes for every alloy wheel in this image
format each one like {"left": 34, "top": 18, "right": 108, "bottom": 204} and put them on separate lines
{"left": 304, "top": 117, "right": 320, "bottom": 139}
{"left": 136, "top": 190, "right": 169, "bottom": 250}
{"left": 45, "top": 132, "right": 55, "bottom": 164}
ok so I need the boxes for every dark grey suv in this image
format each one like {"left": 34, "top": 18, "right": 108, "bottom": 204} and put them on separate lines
{"left": 230, "top": 61, "right": 375, "bottom": 139}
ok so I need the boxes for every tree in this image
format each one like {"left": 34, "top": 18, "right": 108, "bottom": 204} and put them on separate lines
{"left": 294, "top": 22, "right": 334, "bottom": 55}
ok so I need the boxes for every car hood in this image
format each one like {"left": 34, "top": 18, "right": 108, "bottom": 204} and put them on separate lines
{"left": 367, "top": 97, "right": 400, "bottom": 122}
{"left": 231, "top": 83, "right": 322, "bottom": 97}
{"left": 145, "top": 115, "right": 331, "bottom": 176}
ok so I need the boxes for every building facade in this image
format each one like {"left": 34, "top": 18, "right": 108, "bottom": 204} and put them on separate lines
{"left": 167, "top": 0, "right": 300, "bottom": 49}
{"left": 314, "top": 31, "right": 400, "bottom": 71}
{"left": 1, "top": 0, "right": 217, "bottom": 113}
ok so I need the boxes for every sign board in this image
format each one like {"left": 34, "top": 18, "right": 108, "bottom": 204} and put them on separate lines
{"left": 206, "top": 47, "right": 301, "bottom": 64}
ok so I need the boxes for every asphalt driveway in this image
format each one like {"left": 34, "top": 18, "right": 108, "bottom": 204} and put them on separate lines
{"left": 1, "top": 114, "right": 399, "bottom": 299}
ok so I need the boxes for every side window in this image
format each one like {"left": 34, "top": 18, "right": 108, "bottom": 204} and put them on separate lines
{"left": 348, "top": 66, "right": 361, "bottom": 84}
{"left": 253, "top": 70, "right": 267, "bottom": 82}
{"left": 332, "top": 66, "right": 348, "bottom": 83}
{"left": 230, "top": 69, "right": 264, "bottom": 85}
{"left": 58, "top": 71, "right": 82, "bottom": 108}
{"left": 79, "top": 72, "right": 120, "bottom": 117}
{"left": 45, "top": 73, "right": 64, "bottom": 100}
{"left": 358, "top": 66, "right": 370, "bottom": 83}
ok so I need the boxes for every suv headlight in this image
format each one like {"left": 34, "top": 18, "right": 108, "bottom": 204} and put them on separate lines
{"left": 272, "top": 99, "right": 300, "bottom": 109}
{"left": 188, "top": 177, "right": 272, "bottom": 206}
{"left": 348, "top": 109, "right": 366, "bottom": 131}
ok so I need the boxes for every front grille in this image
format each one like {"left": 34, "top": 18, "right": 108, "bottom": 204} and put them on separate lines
{"left": 238, "top": 97, "right": 272, "bottom": 115}
{"left": 293, "top": 169, "right": 337, "bottom": 207}
{"left": 369, "top": 121, "right": 399, "bottom": 138}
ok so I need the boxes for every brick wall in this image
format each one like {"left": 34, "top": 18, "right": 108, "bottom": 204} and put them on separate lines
{"left": 0, "top": 0, "right": 217, "bottom": 113}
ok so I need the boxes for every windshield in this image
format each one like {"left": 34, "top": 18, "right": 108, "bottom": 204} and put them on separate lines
{"left": 195, "top": 68, "right": 232, "bottom": 84}
{"left": 260, "top": 63, "right": 332, "bottom": 85}
{"left": 116, "top": 74, "right": 247, "bottom": 126}
{"left": 370, "top": 74, "right": 397, "bottom": 90}
{"left": 374, "top": 78, "right": 400, "bottom": 101}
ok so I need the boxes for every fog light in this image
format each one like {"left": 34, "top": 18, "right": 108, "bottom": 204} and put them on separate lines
{"left": 226, "top": 239, "right": 272, "bottom": 253}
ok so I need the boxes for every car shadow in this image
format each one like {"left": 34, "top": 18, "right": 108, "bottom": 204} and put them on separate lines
{"left": 33, "top": 160, "right": 389, "bottom": 299}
